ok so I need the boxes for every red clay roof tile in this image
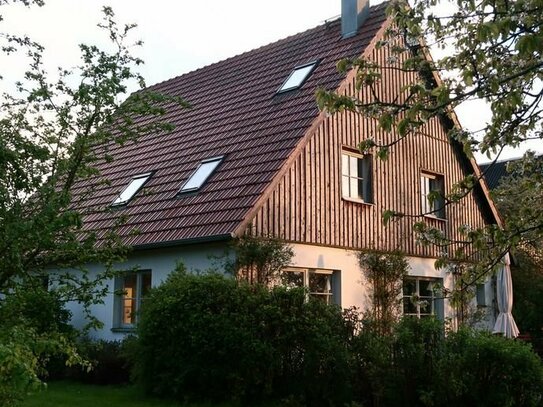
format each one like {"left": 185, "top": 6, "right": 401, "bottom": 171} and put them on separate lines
{"left": 73, "top": 4, "right": 388, "bottom": 248}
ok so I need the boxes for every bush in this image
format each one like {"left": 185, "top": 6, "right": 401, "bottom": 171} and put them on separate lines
{"left": 133, "top": 267, "right": 351, "bottom": 405}
{"left": 64, "top": 338, "right": 132, "bottom": 385}
{"left": 0, "top": 285, "right": 81, "bottom": 384}
{"left": 433, "top": 329, "right": 543, "bottom": 407}
{"left": 0, "top": 285, "right": 75, "bottom": 337}
{"left": 132, "top": 267, "right": 543, "bottom": 406}
{"left": 349, "top": 317, "right": 543, "bottom": 407}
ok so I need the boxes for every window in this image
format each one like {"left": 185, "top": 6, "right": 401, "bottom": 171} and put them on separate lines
{"left": 277, "top": 61, "right": 318, "bottom": 93}
{"left": 403, "top": 277, "right": 442, "bottom": 318}
{"left": 476, "top": 283, "right": 487, "bottom": 307}
{"left": 420, "top": 172, "right": 445, "bottom": 218}
{"left": 112, "top": 172, "right": 152, "bottom": 206}
{"left": 114, "top": 270, "right": 152, "bottom": 329}
{"left": 282, "top": 267, "right": 337, "bottom": 305}
{"left": 341, "top": 150, "right": 372, "bottom": 202}
{"left": 179, "top": 156, "right": 223, "bottom": 193}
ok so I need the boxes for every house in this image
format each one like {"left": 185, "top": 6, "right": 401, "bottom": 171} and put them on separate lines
{"left": 65, "top": 0, "right": 502, "bottom": 340}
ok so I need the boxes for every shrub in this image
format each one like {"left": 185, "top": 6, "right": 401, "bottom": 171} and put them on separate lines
{"left": 433, "top": 329, "right": 543, "bottom": 407}
{"left": 133, "top": 267, "right": 351, "bottom": 405}
{"left": 349, "top": 317, "right": 543, "bottom": 407}
{"left": 65, "top": 338, "right": 132, "bottom": 385}
{"left": 132, "top": 266, "right": 543, "bottom": 406}
{"left": 0, "top": 285, "right": 81, "bottom": 382}
{"left": 0, "top": 285, "right": 75, "bottom": 337}
{"left": 357, "top": 251, "right": 409, "bottom": 336}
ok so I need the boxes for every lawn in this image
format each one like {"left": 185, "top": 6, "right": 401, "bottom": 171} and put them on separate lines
{"left": 21, "top": 381, "right": 214, "bottom": 407}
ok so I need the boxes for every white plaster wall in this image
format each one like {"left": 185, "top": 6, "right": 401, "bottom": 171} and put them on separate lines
{"left": 289, "top": 243, "right": 495, "bottom": 330}
{"left": 65, "top": 240, "right": 496, "bottom": 341}
{"left": 64, "top": 242, "right": 230, "bottom": 341}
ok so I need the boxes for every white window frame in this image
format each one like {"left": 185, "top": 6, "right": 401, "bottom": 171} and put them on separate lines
{"left": 114, "top": 270, "right": 152, "bottom": 329}
{"left": 282, "top": 267, "right": 336, "bottom": 305}
{"left": 179, "top": 156, "right": 223, "bottom": 194}
{"left": 341, "top": 149, "right": 372, "bottom": 203}
{"left": 403, "top": 277, "right": 441, "bottom": 318}
{"left": 420, "top": 172, "right": 445, "bottom": 218}
{"left": 111, "top": 172, "right": 152, "bottom": 206}
{"left": 277, "top": 61, "right": 319, "bottom": 93}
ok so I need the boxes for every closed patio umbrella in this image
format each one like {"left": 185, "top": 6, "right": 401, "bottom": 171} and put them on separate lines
{"left": 492, "top": 253, "right": 519, "bottom": 338}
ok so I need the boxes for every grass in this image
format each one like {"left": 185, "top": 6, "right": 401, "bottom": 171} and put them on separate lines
{"left": 21, "top": 381, "right": 185, "bottom": 407}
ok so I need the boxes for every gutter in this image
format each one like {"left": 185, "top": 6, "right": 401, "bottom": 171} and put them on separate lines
{"left": 132, "top": 233, "right": 234, "bottom": 252}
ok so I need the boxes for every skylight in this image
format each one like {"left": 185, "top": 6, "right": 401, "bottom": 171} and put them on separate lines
{"left": 277, "top": 61, "right": 318, "bottom": 93}
{"left": 179, "top": 156, "right": 223, "bottom": 193}
{"left": 112, "top": 172, "right": 152, "bottom": 206}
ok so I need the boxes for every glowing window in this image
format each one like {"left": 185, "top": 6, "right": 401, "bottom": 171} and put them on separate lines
{"left": 277, "top": 61, "right": 318, "bottom": 93}
{"left": 115, "top": 270, "right": 152, "bottom": 328}
{"left": 112, "top": 172, "right": 152, "bottom": 206}
{"left": 180, "top": 156, "right": 223, "bottom": 193}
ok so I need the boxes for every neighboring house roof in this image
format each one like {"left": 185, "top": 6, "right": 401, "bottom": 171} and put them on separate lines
{"left": 480, "top": 160, "right": 511, "bottom": 190}
{"left": 76, "top": 3, "right": 389, "bottom": 248}
{"left": 480, "top": 155, "right": 543, "bottom": 190}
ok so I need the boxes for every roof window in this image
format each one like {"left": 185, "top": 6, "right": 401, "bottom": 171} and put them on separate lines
{"left": 112, "top": 172, "right": 152, "bottom": 206}
{"left": 179, "top": 156, "right": 223, "bottom": 193}
{"left": 277, "top": 61, "right": 318, "bottom": 93}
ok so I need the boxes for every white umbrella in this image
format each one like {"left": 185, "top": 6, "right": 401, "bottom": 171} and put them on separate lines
{"left": 492, "top": 253, "right": 520, "bottom": 338}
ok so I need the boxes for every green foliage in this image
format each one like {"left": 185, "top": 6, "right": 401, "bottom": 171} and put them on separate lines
{"left": 0, "top": 2, "right": 184, "bottom": 404}
{"left": 226, "top": 234, "right": 294, "bottom": 285}
{"left": 357, "top": 251, "right": 409, "bottom": 335}
{"left": 133, "top": 267, "right": 351, "bottom": 405}
{"left": 0, "top": 326, "right": 43, "bottom": 407}
{"left": 60, "top": 338, "right": 132, "bottom": 385}
{"left": 511, "top": 249, "right": 543, "bottom": 355}
{"left": 0, "top": 284, "right": 75, "bottom": 337}
{"left": 133, "top": 269, "right": 543, "bottom": 407}
{"left": 350, "top": 317, "right": 543, "bottom": 407}
{"left": 0, "top": 326, "right": 84, "bottom": 407}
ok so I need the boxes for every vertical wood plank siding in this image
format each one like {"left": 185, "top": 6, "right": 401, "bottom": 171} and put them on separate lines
{"left": 249, "top": 37, "right": 489, "bottom": 258}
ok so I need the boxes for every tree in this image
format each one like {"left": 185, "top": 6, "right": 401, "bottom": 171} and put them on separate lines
{"left": 492, "top": 153, "right": 543, "bottom": 350}
{"left": 357, "top": 251, "right": 409, "bottom": 336}
{"left": 317, "top": 0, "right": 542, "bottom": 286}
{"left": 0, "top": 1, "right": 184, "bottom": 404}
{"left": 227, "top": 234, "right": 294, "bottom": 286}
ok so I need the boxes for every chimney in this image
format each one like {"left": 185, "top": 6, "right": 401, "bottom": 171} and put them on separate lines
{"left": 341, "top": 0, "right": 370, "bottom": 38}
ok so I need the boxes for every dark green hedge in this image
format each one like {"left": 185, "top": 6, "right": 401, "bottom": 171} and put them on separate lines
{"left": 132, "top": 268, "right": 351, "bottom": 405}
{"left": 132, "top": 269, "right": 543, "bottom": 406}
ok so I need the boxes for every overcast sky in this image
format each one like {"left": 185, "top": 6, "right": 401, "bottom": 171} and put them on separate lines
{"left": 1, "top": 0, "right": 540, "bottom": 163}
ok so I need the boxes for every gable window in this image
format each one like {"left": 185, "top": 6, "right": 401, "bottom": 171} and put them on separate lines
{"left": 113, "top": 270, "right": 152, "bottom": 329}
{"left": 111, "top": 172, "right": 152, "bottom": 206}
{"left": 179, "top": 156, "right": 223, "bottom": 194}
{"left": 282, "top": 267, "right": 337, "bottom": 305}
{"left": 277, "top": 61, "right": 318, "bottom": 93}
{"left": 403, "top": 277, "right": 443, "bottom": 319}
{"left": 341, "top": 150, "right": 372, "bottom": 203}
{"left": 421, "top": 172, "right": 445, "bottom": 218}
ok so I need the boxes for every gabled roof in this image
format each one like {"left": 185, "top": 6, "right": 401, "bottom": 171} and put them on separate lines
{"left": 75, "top": 3, "right": 389, "bottom": 248}
{"left": 480, "top": 155, "right": 543, "bottom": 190}
{"left": 480, "top": 160, "right": 511, "bottom": 190}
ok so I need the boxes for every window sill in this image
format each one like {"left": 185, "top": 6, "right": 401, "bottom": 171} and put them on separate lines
{"left": 111, "top": 327, "right": 136, "bottom": 333}
{"left": 423, "top": 215, "right": 447, "bottom": 222}
{"left": 341, "top": 197, "right": 374, "bottom": 206}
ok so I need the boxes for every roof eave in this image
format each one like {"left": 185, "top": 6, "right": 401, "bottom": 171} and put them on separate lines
{"left": 132, "top": 232, "right": 234, "bottom": 251}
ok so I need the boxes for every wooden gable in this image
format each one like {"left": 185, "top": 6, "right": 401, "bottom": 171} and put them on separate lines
{"left": 242, "top": 20, "right": 495, "bottom": 259}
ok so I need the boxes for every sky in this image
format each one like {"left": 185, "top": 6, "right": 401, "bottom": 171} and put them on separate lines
{"left": 1, "top": 0, "right": 541, "bottom": 163}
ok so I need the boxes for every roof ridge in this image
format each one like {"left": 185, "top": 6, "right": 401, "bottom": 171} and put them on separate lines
{"left": 146, "top": 2, "right": 388, "bottom": 91}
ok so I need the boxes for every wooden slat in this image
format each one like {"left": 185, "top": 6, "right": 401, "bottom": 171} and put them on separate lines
{"left": 248, "top": 32, "right": 489, "bottom": 258}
